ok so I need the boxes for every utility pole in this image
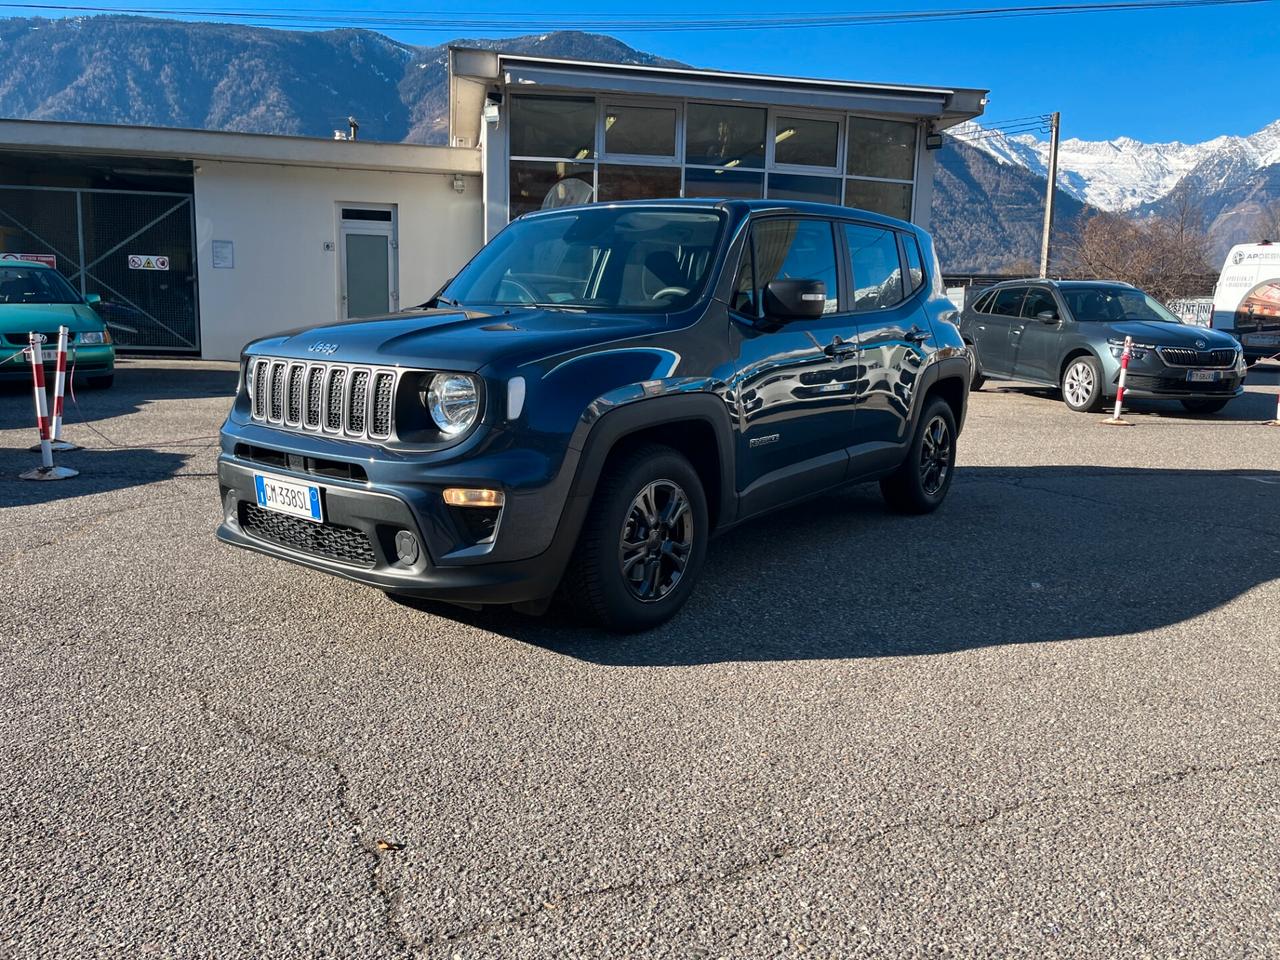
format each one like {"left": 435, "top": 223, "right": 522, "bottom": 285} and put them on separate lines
{"left": 1039, "top": 111, "right": 1061, "bottom": 278}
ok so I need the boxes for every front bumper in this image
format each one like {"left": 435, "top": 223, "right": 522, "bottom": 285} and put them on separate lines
{"left": 214, "top": 425, "right": 585, "bottom": 605}
{"left": 1113, "top": 356, "right": 1246, "bottom": 399}
{"left": 0, "top": 344, "right": 114, "bottom": 380}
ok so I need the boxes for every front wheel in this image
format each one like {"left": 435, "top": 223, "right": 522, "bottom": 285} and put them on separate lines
{"left": 1061, "top": 356, "right": 1105, "bottom": 413}
{"left": 1181, "top": 397, "right": 1231, "bottom": 415}
{"left": 87, "top": 374, "right": 114, "bottom": 390}
{"left": 559, "top": 444, "right": 708, "bottom": 632}
{"left": 880, "top": 397, "right": 958, "bottom": 515}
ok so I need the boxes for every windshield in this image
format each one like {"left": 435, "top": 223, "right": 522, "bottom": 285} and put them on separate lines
{"left": 0, "top": 266, "right": 82, "bottom": 305}
{"left": 440, "top": 207, "right": 725, "bottom": 312}
{"left": 1062, "top": 286, "right": 1183, "bottom": 324}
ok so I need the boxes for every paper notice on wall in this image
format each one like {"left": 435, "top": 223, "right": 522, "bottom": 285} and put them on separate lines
{"left": 212, "top": 240, "right": 234, "bottom": 269}
{"left": 1, "top": 252, "right": 57, "bottom": 268}
{"left": 128, "top": 254, "right": 170, "bottom": 271}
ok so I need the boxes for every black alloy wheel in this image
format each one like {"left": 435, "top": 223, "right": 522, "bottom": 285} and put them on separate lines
{"left": 880, "top": 396, "right": 958, "bottom": 514}
{"left": 560, "top": 443, "right": 708, "bottom": 631}
{"left": 618, "top": 479, "right": 694, "bottom": 602}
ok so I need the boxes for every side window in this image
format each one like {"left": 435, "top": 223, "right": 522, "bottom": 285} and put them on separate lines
{"left": 990, "top": 287, "right": 1028, "bottom": 317}
{"left": 1021, "top": 288, "right": 1057, "bottom": 318}
{"left": 972, "top": 290, "right": 995, "bottom": 314}
{"left": 844, "top": 222, "right": 905, "bottom": 312}
{"left": 901, "top": 233, "right": 925, "bottom": 294}
{"left": 751, "top": 218, "right": 839, "bottom": 316}
{"left": 731, "top": 236, "right": 756, "bottom": 315}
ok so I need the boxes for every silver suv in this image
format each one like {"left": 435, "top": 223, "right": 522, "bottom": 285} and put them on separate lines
{"left": 960, "top": 280, "right": 1247, "bottom": 414}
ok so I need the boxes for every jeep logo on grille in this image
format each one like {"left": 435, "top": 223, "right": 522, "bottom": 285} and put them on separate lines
{"left": 307, "top": 341, "right": 340, "bottom": 355}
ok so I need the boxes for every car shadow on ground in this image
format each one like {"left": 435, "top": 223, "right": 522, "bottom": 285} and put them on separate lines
{"left": 0, "top": 446, "right": 205, "bottom": 507}
{"left": 409, "top": 464, "right": 1280, "bottom": 665}
{"left": 987, "top": 375, "right": 1280, "bottom": 422}
{"left": 0, "top": 361, "right": 237, "bottom": 429}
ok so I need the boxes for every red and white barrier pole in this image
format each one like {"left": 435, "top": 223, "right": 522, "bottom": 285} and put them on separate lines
{"left": 49, "top": 325, "right": 79, "bottom": 451}
{"left": 1101, "top": 335, "right": 1134, "bottom": 426}
{"left": 19, "top": 332, "right": 78, "bottom": 481}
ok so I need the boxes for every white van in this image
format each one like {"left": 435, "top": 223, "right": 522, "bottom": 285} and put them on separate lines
{"left": 1211, "top": 241, "right": 1280, "bottom": 359}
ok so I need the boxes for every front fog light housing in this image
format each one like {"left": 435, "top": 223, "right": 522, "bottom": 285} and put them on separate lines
{"left": 422, "top": 373, "right": 479, "bottom": 436}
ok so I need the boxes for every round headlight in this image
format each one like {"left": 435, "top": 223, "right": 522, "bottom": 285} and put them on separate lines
{"left": 424, "top": 373, "right": 479, "bottom": 436}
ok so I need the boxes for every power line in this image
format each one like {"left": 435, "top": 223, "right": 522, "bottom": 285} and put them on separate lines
{"left": 0, "top": 0, "right": 1273, "bottom": 33}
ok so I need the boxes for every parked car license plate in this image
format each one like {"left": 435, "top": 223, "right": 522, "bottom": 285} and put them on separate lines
{"left": 1186, "top": 369, "right": 1224, "bottom": 383}
{"left": 254, "top": 473, "right": 323, "bottom": 522}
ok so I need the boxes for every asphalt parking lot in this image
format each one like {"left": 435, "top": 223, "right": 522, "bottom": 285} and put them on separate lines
{"left": 2, "top": 359, "right": 1278, "bottom": 959}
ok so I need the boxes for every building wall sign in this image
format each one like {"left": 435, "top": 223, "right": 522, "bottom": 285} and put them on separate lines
{"left": 128, "top": 254, "right": 170, "bottom": 270}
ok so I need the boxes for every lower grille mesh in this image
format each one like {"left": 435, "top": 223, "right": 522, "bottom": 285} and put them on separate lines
{"left": 239, "top": 502, "right": 376, "bottom": 567}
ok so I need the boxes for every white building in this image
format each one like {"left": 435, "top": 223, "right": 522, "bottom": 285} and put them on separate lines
{"left": 0, "top": 52, "right": 984, "bottom": 360}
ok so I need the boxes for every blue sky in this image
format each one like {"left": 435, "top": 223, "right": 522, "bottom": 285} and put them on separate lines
{"left": 11, "top": 1, "right": 1280, "bottom": 142}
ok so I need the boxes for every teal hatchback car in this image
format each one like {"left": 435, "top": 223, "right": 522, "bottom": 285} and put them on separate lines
{"left": 0, "top": 261, "right": 115, "bottom": 388}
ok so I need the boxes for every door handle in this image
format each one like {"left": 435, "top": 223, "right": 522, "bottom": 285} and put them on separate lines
{"left": 823, "top": 336, "right": 858, "bottom": 358}
{"left": 905, "top": 326, "right": 929, "bottom": 344}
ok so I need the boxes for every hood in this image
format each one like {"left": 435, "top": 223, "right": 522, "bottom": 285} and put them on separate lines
{"left": 1105, "top": 320, "right": 1238, "bottom": 348}
{"left": 247, "top": 307, "right": 669, "bottom": 373}
{"left": 0, "top": 302, "right": 106, "bottom": 334}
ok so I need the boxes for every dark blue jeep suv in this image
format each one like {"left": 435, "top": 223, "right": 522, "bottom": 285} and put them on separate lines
{"left": 217, "top": 200, "right": 969, "bottom": 630}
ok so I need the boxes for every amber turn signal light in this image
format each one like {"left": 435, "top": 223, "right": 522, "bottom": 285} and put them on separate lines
{"left": 442, "top": 487, "right": 505, "bottom": 508}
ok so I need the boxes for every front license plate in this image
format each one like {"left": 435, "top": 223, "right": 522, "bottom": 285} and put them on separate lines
{"left": 1186, "top": 369, "right": 1223, "bottom": 383}
{"left": 254, "top": 473, "right": 323, "bottom": 522}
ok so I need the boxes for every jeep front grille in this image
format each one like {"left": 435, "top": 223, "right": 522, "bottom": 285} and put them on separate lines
{"left": 249, "top": 358, "right": 401, "bottom": 440}
{"left": 1157, "top": 346, "right": 1238, "bottom": 368}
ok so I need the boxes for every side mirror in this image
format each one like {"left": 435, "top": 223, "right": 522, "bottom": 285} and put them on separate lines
{"left": 84, "top": 293, "right": 102, "bottom": 306}
{"left": 1036, "top": 309, "right": 1059, "bottom": 323}
{"left": 763, "top": 279, "right": 827, "bottom": 321}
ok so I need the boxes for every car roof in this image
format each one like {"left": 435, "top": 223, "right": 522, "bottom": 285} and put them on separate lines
{"left": 0, "top": 258, "right": 54, "bottom": 269}
{"left": 518, "top": 198, "right": 916, "bottom": 232}
{"left": 981, "top": 278, "right": 1135, "bottom": 290}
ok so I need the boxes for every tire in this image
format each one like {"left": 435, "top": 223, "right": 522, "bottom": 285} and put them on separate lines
{"left": 87, "top": 374, "right": 114, "bottom": 390}
{"left": 1060, "top": 355, "right": 1105, "bottom": 413}
{"left": 880, "top": 397, "right": 958, "bottom": 515}
{"left": 559, "top": 443, "right": 709, "bottom": 632}
{"left": 1181, "top": 397, "right": 1231, "bottom": 415}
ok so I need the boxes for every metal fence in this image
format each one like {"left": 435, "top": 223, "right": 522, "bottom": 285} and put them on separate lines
{"left": 0, "top": 184, "right": 199, "bottom": 353}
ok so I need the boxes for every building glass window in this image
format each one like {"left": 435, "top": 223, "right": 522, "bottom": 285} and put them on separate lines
{"left": 767, "top": 173, "right": 842, "bottom": 204}
{"left": 844, "top": 223, "right": 905, "bottom": 311}
{"left": 774, "top": 116, "right": 839, "bottom": 168}
{"left": 509, "top": 161, "right": 594, "bottom": 218}
{"left": 604, "top": 105, "right": 677, "bottom": 157}
{"left": 685, "top": 103, "right": 766, "bottom": 169}
{"left": 598, "top": 165, "right": 681, "bottom": 202}
{"left": 753, "top": 219, "right": 839, "bottom": 315}
{"left": 684, "top": 167, "right": 764, "bottom": 199}
{"left": 509, "top": 96, "right": 596, "bottom": 160}
{"left": 503, "top": 95, "right": 926, "bottom": 226}
{"left": 846, "top": 116, "right": 917, "bottom": 181}
{"left": 843, "top": 179, "right": 913, "bottom": 221}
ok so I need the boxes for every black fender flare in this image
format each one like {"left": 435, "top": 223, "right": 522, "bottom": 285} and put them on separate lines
{"left": 909, "top": 354, "right": 971, "bottom": 435}
{"left": 567, "top": 391, "right": 737, "bottom": 523}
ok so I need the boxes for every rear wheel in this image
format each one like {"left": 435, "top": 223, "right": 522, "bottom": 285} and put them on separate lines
{"left": 880, "top": 397, "right": 958, "bottom": 515}
{"left": 1181, "top": 397, "right": 1231, "bottom": 415}
{"left": 559, "top": 444, "right": 708, "bottom": 632}
{"left": 1061, "top": 356, "right": 1105, "bottom": 413}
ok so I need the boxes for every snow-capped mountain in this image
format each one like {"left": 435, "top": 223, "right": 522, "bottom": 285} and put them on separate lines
{"left": 957, "top": 119, "right": 1280, "bottom": 213}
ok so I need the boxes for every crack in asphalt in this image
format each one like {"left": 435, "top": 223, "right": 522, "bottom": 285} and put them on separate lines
{"left": 194, "top": 691, "right": 421, "bottom": 958}
{"left": 439, "top": 754, "right": 1280, "bottom": 947}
